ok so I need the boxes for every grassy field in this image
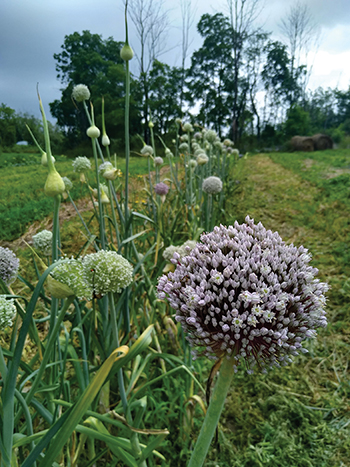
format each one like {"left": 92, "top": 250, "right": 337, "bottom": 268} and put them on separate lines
{"left": 2, "top": 149, "right": 350, "bottom": 465}
{"left": 0, "top": 152, "right": 151, "bottom": 242}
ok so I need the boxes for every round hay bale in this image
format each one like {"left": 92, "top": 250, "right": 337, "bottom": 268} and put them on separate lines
{"left": 311, "top": 133, "right": 333, "bottom": 150}
{"left": 290, "top": 136, "right": 314, "bottom": 152}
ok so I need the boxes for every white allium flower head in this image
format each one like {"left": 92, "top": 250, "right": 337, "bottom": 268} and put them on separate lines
{"left": 183, "top": 122, "right": 194, "bottom": 132}
{"left": 62, "top": 177, "right": 73, "bottom": 191}
{"left": 141, "top": 145, "right": 154, "bottom": 156}
{"left": 179, "top": 142, "right": 189, "bottom": 152}
{"left": 72, "top": 84, "right": 91, "bottom": 102}
{"left": 154, "top": 156, "right": 164, "bottom": 166}
{"left": 82, "top": 250, "right": 133, "bottom": 297}
{"left": 197, "top": 153, "right": 209, "bottom": 166}
{"left": 163, "top": 240, "right": 197, "bottom": 261}
{"left": 99, "top": 161, "right": 113, "bottom": 175}
{"left": 50, "top": 258, "right": 92, "bottom": 300}
{"left": 73, "top": 156, "right": 91, "bottom": 173}
{"left": 205, "top": 129, "right": 217, "bottom": 143}
{"left": 33, "top": 230, "right": 53, "bottom": 256}
{"left": 202, "top": 176, "right": 223, "bottom": 194}
{"left": 0, "top": 247, "right": 19, "bottom": 286}
{"left": 165, "top": 148, "right": 173, "bottom": 157}
{"left": 157, "top": 217, "right": 328, "bottom": 372}
{"left": 180, "top": 134, "right": 189, "bottom": 142}
{"left": 0, "top": 296, "right": 16, "bottom": 330}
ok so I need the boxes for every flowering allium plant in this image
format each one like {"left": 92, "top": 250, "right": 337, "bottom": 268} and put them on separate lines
{"left": 72, "top": 84, "right": 90, "bottom": 102}
{"left": 158, "top": 217, "right": 328, "bottom": 373}
{"left": 33, "top": 230, "right": 53, "bottom": 256}
{"left": 82, "top": 250, "right": 133, "bottom": 296}
{"left": 0, "top": 247, "right": 19, "bottom": 286}
{"left": 154, "top": 156, "right": 164, "bottom": 166}
{"left": 141, "top": 145, "right": 154, "bottom": 156}
{"left": 0, "top": 296, "right": 16, "bottom": 330}
{"left": 72, "top": 156, "right": 91, "bottom": 173}
{"left": 202, "top": 176, "right": 223, "bottom": 194}
{"left": 154, "top": 182, "right": 169, "bottom": 196}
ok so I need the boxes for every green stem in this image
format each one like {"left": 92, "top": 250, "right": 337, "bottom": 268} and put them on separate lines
{"left": 188, "top": 356, "right": 235, "bottom": 467}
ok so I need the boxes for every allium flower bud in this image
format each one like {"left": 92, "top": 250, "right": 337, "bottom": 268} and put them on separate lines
{"left": 154, "top": 182, "right": 169, "bottom": 196}
{"left": 73, "top": 156, "right": 91, "bottom": 173}
{"left": 154, "top": 157, "right": 164, "bottom": 166}
{"left": 86, "top": 125, "right": 101, "bottom": 139}
{"left": 49, "top": 258, "right": 92, "bottom": 300}
{"left": 158, "top": 217, "right": 328, "bottom": 372}
{"left": 72, "top": 84, "right": 90, "bottom": 102}
{"left": 44, "top": 169, "right": 66, "bottom": 197}
{"left": 120, "top": 44, "right": 134, "bottom": 61}
{"left": 149, "top": 121, "right": 154, "bottom": 128}
{"left": 194, "top": 132, "right": 202, "bottom": 140}
{"left": 0, "top": 296, "right": 16, "bottom": 330}
{"left": 223, "top": 138, "right": 233, "bottom": 147}
{"left": 183, "top": 122, "right": 194, "bottom": 132}
{"left": 0, "top": 247, "right": 19, "bottom": 286}
{"left": 33, "top": 230, "right": 52, "bottom": 256}
{"left": 175, "top": 118, "right": 182, "bottom": 125}
{"left": 102, "top": 134, "right": 110, "bottom": 147}
{"left": 180, "top": 134, "right": 189, "bottom": 142}
{"left": 188, "top": 159, "right": 198, "bottom": 170}
{"left": 202, "top": 176, "right": 223, "bottom": 194}
{"left": 82, "top": 250, "right": 133, "bottom": 297}
{"left": 197, "top": 153, "right": 209, "bottom": 166}
{"left": 165, "top": 148, "right": 174, "bottom": 158}
{"left": 141, "top": 145, "right": 154, "bottom": 156}
{"left": 41, "top": 152, "right": 55, "bottom": 166}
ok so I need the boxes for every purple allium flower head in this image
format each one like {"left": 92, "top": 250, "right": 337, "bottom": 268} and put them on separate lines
{"left": 202, "top": 176, "right": 223, "bottom": 194}
{"left": 157, "top": 217, "right": 328, "bottom": 372}
{"left": 0, "top": 247, "right": 20, "bottom": 286}
{"left": 154, "top": 182, "right": 169, "bottom": 196}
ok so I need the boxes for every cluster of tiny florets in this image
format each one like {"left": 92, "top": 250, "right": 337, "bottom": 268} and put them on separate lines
{"left": 51, "top": 258, "right": 93, "bottom": 300}
{"left": 73, "top": 156, "right": 91, "bottom": 173}
{"left": 99, "top": 161, "right": 113, "bottom": 174}
{"left": 72, "top": 84, "right": 90, "bottom": 102}
{"left": 197, "top": 153, "right": 209, "bottom": 166}
{"left": 157, "top": 217, "right": 328, "bottom": 373}
{"left": 154, "top": 182, "right": 169, "bottom": 196}
{"left": 202, "top": 176, "right": 223, "bottom": 194}
{"left": 183, "top": 122, "right": 194, "bottom": 132}
{"left": 0, "top": 247, "right": 20, "bottom": 286}
{"left": 179, "top": 142, "right": 189, "bottom": 153}
{"left": 82, "top": 250, "right": 133, "bottom": 296}
{"left": 204, "top": 130, "right": 217, "bottom": 143}
{"left": 163, "top": 240, "right": 197, "bottom": 262}
{"left": 62, "top": 177, "right": 73, "bottom": 191}
{"left": 0, "top": 296, "right": 16, "bottom": 330}
{"left": 154, "top": 157, "right": 164, "bottom": 166}
{"left": 188, "top": 159, "right": 198, "bottom": 170}
{"left": 33, "top": 230, "right": 52, "bottom": 256}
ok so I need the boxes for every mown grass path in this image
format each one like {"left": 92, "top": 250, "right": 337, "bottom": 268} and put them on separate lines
{"left": 212, "top": 153, "right": 350, "bottom": 467}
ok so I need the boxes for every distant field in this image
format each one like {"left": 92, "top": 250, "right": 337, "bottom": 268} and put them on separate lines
{"left": 0, "top": 152, "right": 151, "bottom": 241}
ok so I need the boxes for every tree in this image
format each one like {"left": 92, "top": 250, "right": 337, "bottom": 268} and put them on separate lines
{"left": 0, "top": 104, "right": 16, "bottom": 147}
{"left": 148, "top": 60, "right": 183, "bottom": 134}
{"left": 225, "top": 0, "right": 264, "bottom": 141}
{"left": 128, "top": 0, "right": 169, "bottom": 142}
{"left": 188, "top": 13, "right": 235, "bottom": 136}
{"left": 280, "top": 1, "right": 319, "bottom": 102}
{"left": 50, "top": 30, "right": 141, "bottom": 148}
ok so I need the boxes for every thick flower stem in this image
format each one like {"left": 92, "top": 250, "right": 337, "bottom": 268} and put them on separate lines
{"left": 188, "top": 356, "right": 235, "bottom": 467}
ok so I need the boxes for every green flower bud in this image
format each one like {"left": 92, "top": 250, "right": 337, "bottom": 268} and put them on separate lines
{"left": 86, "top": 125, "right": 101, "bottom": 139}
{"left": 102, "top": 134, "right": 110, "bottom": 146}
{"left": 120, "top": 44, "right": 134, "bottom": 61}
{"left": 44, "top": 169, "right": 66, "bottom": 197}
{"left": 41, "top": 152, "right": 56, "bottom": 166}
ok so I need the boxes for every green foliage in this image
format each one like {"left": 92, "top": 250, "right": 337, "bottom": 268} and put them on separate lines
{"left": 284, "top": 105, "right": 311, "bottom": 138}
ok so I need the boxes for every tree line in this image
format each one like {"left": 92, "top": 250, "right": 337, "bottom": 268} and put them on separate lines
{"left": 2, "top": 7, "right": 350, "bottom": 153}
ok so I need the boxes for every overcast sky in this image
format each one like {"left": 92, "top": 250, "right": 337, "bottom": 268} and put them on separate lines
{"left": 1, "top": 0, "right": 350, "bottom": 123}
